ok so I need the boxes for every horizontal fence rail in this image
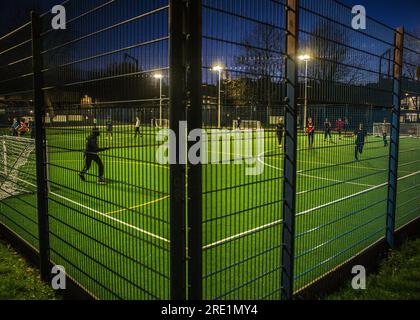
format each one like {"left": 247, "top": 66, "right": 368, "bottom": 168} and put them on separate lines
{"left": 0, "top": 0, "right": 419, "bottom": 300}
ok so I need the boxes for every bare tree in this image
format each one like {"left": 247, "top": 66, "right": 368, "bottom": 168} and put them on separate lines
{"left": 225, "top": 24, "right": 285, "bottom": 114}
{"left": 305, "top": 19, "right": 369, "bottom": 85}
{"left": 403, "top": 30, "right": 420, "bottom": 81}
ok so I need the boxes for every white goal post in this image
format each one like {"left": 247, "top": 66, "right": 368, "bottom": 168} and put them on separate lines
{"left": 0, "top": 135, "right": 49, "bottom": 200}
{"left": 373, "top": 123, "right": 391, "bottom": 137}
{"left": 232, "top": 120, "right": 262, "bottom": 130}
{"left": 151, "top": 118, "right": 169, "bottom": 128}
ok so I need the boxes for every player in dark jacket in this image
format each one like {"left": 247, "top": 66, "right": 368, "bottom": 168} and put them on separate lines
{"left": 382, "top": 119, "right": 388, "bottom": 147}
{"left": 79, "top": 128, "right": 108, "bottom": 184}
{"left": 29, "top": 120, "right": 35, "bottom": 139}
{"left": 354, "top": 123, "right": 367, "bottom": 161}
{"left": 324, "top": 118, "right": 332, "bottom": 142}
{"left": 106, "top": 118, "right": 113, "bottom": 140}
{"left": 276, "top": 119, "right": 284, "bottom": 147}
{"left": 236, "top": 117, "right": 242, "bottom": 130}
{"left": 10, "top": 118, "right": 20, "bottom": 136}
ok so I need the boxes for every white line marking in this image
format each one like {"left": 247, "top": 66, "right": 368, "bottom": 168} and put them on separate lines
{"left": 264, "top": 150, "right": 388, "bottom": 172}
{"left": 258, "top": 148, "right": 375, "bottom": 187}
{"left": 296, "top": 170, "right": 420, "bottom": 217}
{"left": 56, "top": 159, "right": 168, "bottom": 169}
{"left": 203, "top": 170, "right": 420, "bottom": 250}
{"left": 202, "top": 219, "right": 283, "bottom": 251}
{"left": 10, "top": 177, "right": 170, "bottom": 244}
{"left": 297, "top": 172, "right": 375, "bottom": 187}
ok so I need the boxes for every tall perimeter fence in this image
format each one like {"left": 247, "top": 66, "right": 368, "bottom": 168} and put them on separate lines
{"left": 0, "top": 0, "right": 419, "bottom": 300}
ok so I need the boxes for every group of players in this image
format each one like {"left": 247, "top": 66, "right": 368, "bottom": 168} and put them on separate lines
{"left": 103, "top": 116, "right": 142, "bottom": 140}
{"left": 76, "top": 115, "right": 389, "bottom": 184}
{"left": 9, "top": 117, "right": 35, "bottom": 138}
{"left": 275, "top": 117, "right": 389, "bottom": 161}
{"left": 305, "top": 117, "right": 347, "bottom": 147}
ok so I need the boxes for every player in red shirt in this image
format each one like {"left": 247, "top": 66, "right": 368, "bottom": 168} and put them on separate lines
{"left": 18, "top": 120, "right": 29, "bottom": 136}
{"left": 336, "top": 118, "right": 345, "bottom": 140}
{"left": 306, "top": 117, "right": 315, "bottom": 148}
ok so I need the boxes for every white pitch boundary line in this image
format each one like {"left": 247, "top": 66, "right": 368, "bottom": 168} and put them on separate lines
{"left": 257, "top": 148, "right": 375, "bottom": 188}
{"left": 297, "top": 170, "right": 420, "bottom": 217}
{"left": 297, "top": 172, "right": 375, "bottom": 188}
{"left": 203, "top": 170, "right": 420, "bottom": 250}
{"left": 263, "top": 149, "right": 390, "bottom": 173}
{"left": 10, "top": 177, "right": 170, "bottom": 244}
{"left": 202, "top": 218, "right": 283, "bottom": 251}
{"left": 399, "top": 159, "right": 420, "bottom": 168}
{"left": 57, "top": 159, "right": 169, "bottom": 170}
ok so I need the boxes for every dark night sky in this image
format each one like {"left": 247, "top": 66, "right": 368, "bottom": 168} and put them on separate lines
{"left": 0, "top": 0, "right": 419, "bottom": 34}
{"left": 1, "top": 0, "right": 420, "bottom": 30}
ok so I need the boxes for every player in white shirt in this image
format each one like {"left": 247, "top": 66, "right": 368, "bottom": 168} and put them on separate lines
{"left": 134, "top": 116, "right": 142, "bottom": 138}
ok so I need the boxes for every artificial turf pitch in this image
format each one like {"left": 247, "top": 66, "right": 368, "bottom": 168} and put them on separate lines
{"left": 0, "top": 126, "right": 419, "bottom": 300}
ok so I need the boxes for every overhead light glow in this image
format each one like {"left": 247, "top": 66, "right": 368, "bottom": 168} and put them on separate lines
{"left": 298, "top": 54, "right": 312, "bottom": 61}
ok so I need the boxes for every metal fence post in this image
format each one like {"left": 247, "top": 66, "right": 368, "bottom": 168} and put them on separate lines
{"left": 386, "top": 27, "right": 404, "bottom": 248}
{"left": 186, "top": 0, "right": 203, "bottom": 300}
{"left": 31, "top": 11, "right": 50, "bottom": 282}
{"left": 169, "top": 0, "right": 187, "bottom": 300}
{"left": 281, "top": 0, "right": 299, "bottom": 300}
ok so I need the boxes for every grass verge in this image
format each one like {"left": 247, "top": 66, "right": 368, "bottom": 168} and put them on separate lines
{"left": 0, "top": 238, "right": 59, "bottom": 300}
{"left": 328, "top": 238, "right": 420, "bottom": 300}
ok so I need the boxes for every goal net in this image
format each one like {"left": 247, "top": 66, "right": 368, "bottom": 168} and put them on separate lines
{"left": 373, "top": 123, "right": 420, "bottom": 138}
{"left": 0, "top": 136, "right": 37, "bottom": 200}
{"left": 233, "top": 120, "right": 262, "bottom": 130}
{"left": 373, "top": 123, "right": 391, "bottom": 137}
{"left": 399, "top": 123, "right": 420, "bottom": 137}
{"left": 151, "top": 118, "right": 169, "bottom": 128}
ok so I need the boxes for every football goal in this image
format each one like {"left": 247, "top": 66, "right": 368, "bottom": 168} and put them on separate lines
{"left": 233, "top": 120, "right": 262, "bottom": 130}
{"left": 373, "top": 123, "right": 420, "bottom": 137}
{"left": 0, "top": 136, "right": 38, "bottom": 200}
{"left": 151, "top": 118, "right": 169, "bottom": 128}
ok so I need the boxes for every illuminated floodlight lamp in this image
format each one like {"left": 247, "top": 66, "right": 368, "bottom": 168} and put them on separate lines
{"left": 298, "top": 54, "right": 312, "bottom": 61}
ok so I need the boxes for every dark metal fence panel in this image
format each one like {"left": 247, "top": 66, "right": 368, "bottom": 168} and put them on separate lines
{"left": 168, "top": 0, "right": 187, "bottom": 300}
{"left": 201, "top": 0, "right": 287, "bottom": 300}
{"left": 0, "top": 0, "right": 419, "bottom": 301}
{"left": 281, "top": 0, "right": 299, "bottom": 300}
{"left": 39, "top": 0, "right": 171, "bottom": 299}
{"left": 32, "top": 11, "right": 51, "bottom": 281}
{"left": 386, "top": 27, "right": 404, "bottom": 248}
{"left": 396, "top": 32, "right": 420, "bottom": 229}
{"left": 0, "top": 21, "right": 39, "bottom": 251}
{"left": 294, "top": 0, "right": 396, "bottom": 292}
{"left": 186, "top": 0, "right": 204, "bottom": 300}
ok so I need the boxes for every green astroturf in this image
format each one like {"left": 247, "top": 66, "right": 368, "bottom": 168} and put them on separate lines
{"left": 0, "top": 126, "right": 419, "bottom": 300}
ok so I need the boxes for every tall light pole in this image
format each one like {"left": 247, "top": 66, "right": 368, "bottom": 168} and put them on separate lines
{"left": 299, "top": 54, "right": 311, "bottom": 128}
{"left": 212, "top": 65, "right": 223, "bottom": 128}
{"left": 154, "top": 73, "right": 163, "bottom": 125}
